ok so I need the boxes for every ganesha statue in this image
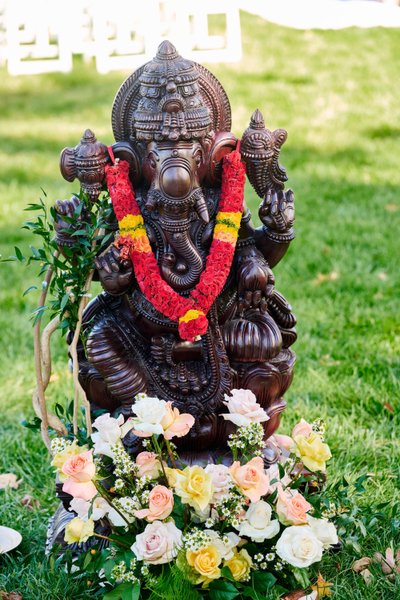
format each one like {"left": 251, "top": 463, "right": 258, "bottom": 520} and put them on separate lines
{"left": 55, "top": 41, "right": 296, "bottom": 464}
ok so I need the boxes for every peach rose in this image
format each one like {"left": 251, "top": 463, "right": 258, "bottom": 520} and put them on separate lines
{"left": 276, "top": 486, "right": 311, "bottom": 526}
{"left": 135, "top": 452, "right": 164, "bottom": 479}
{"left": 161, "top": 402, "right": 195, "bottom": 440}
{"left": 62, "top": 450, "right": 97, "bottom": 501}
{"left": 292, "top": 418, "right": 313, "bottom": 439}
{"left": 229, "top": 457, "right": 270, "bottom": 503}
{"left": 135, "top": 485, "right": 173, "bottom": 522}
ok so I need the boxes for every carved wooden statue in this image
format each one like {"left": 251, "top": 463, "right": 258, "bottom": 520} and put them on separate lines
{"left": 56, "top": 41, "right": 296, "bottom": 464}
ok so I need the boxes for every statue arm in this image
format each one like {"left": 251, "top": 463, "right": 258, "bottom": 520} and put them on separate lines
{"left": 237, "top": 189, "right": 295, "bottom": 269}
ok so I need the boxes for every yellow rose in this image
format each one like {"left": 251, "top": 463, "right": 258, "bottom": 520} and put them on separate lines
{"left": 174, "top": 465, "right": 213, "bottom": 511}
{"left": 187, "top": 544, "right": 221, "bottom": 584}
{"left": 165, "top": 466, "right": 184, "bottom": 487}
{"left": 224, "top": 549, "right": 252, "bottom": 582}
{"left": 64, "top": 517, "right": 94, "bottom": 544}
{"left": 294, "top": 432, "right": 332, "bottom": 472}
{"left": 52, "top": 441, "right": 88, "bottom": 480}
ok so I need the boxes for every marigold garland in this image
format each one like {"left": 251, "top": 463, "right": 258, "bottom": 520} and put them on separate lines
{"left": 104, "top": 146, "right": 245, "bottom": 342}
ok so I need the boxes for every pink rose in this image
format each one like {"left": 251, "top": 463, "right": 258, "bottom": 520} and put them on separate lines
{"left": 136, "top": 452, "right": 163, "bottom": 479}
{"left": 292, "top": 419, "right": 313, "bottom": 439}
{"left": 135, "top": 485, "right": 174, "bottom": 522}
{"left": 161, "top": 402, "right": 195, "bottom": 440}
{"left": 276, "top": 486, "right": 311, "bottom": 525}
{"left": 221, "top": 389, "right": 269, "bottom": 427}
{"left": 272, "top": 434, "right": 295, "bottom": 453}
{"left": 229, "top": 457, "right": 270, "bottom": 503}
{"left": 131, "top": 520, "right": 182, "bottom": 564}
{"left": 204, "top": 464, "right": 232, "bottom": 501}
{"left": 62, "top": 450, "right": 97, "bottom": 501}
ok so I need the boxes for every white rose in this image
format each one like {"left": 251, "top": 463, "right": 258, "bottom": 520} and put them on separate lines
{"left": 206, "top": 530, "right": 241, "bottom": 560}
{"left": 131, "top": 521, "right": 182, "bottom": 565}
{"left": 69, "top": 496, "right": 110, "bottom": 521}
{"left": 221, "top": 388, "right": 269, "bottom": 427}
{"left": 204, "top": 464, "right": 232, "bottom": 501}
{"left": 276, "top": 525, "right": 323, "bottom": 568}
{"left": 307, "top": 516, "right": 338, "bottom": 549}
{"left": 239, "top": 500, "right": 280, "bottom": 542}
{"left": 131, "top": 394, "right": 167, "bottom": 436}
{"left": 91, "top": 413, "right": 124, "bottom": 458}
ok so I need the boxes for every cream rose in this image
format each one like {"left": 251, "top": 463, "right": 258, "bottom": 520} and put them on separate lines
{"left": 135, "top": 485, "right": 173, "bottom": 522}
{"left": 221, "top": 389, "right": 269, "bottom": 427}
{"left": 130, "top": 394, "right": 167, "bottom": 437}
{"left": 91, "top": 413, "right": 124, "bottom": 458}
{"left": 276, "top": 487, "right": 311, "bottom": 526}
{"left": 204, "top": 464, "right": 232, "bottom": 502}
{"left": 239, "top": 500, "right": 280, "bottom": 542}
{"left": 69, "top": 496, "right": 110, "bottom": 521}
{"left": 229, "top": 457, "right": 270, "bottom": 503}
{"left": 276, "top": 525, "right": 323, "bottom": 567}
{"left": 131, "top": 520, "right": 182, "bottom": 564}
{"left": 307, "top": 516, "right": 338, "bottom": 549}
{"left": 135, "top": 451, "right": 164, "bottom": 479}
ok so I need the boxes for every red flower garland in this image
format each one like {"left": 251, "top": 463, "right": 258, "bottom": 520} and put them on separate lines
{"left": 105, "top": 147, "right": 245, "bottom": 341}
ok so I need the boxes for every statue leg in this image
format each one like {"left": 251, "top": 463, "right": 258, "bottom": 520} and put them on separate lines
{"left": 86, "top": 319, "right": 147, "bottom": 415}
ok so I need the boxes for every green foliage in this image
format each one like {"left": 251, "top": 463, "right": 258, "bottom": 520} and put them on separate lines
{"left": 2, "top": 191, "right": 114, "bottom": 331}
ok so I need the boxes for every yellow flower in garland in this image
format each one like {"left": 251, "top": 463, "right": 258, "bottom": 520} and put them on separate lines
{"left": 224, "top": 549, "right": 253, "bottom": 582}
{"left": 174, "top": 465, "right": 213, "bottom": 512}
{"left": 294, "top": 432, "right": 332, "bottom": 472}
{"left": 187, "top": 544, "right": 222, "bottom": 585}
{"left": 64, "top": 517, "right": 94, "bottom": 545}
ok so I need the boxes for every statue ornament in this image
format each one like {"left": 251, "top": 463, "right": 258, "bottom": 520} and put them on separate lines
{"left": 56, "top": 40, "right": 297, "bottom": 463}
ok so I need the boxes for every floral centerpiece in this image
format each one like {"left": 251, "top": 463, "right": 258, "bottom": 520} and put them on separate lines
{"left": 50, "top": 390, "right": 337, "bottom": 599}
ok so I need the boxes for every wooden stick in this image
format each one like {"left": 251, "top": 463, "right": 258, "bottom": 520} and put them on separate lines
{"left": 69, "top": 270, "right": 94, "bottom": 436}
{"left": 33, "top": 255, "right": 58, "bottom": 450}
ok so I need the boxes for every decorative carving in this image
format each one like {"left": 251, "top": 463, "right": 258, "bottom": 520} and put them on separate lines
{"left": 60, "top": 129, "right": 109, "bottom": 202}
{"left": 54, "top": 41, "right": 297, "bottom": 464}
{"left": 241, "top": 109, "right": 288, "bottom": 197}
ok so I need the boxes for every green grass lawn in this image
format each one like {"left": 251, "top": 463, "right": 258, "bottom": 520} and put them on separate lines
{"left": 1, "top": 12, "right": 399, "bottom": 599}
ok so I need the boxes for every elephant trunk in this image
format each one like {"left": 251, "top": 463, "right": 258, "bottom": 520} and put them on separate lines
{"left": 161, "top": 229, "right": 204, "bottom": 291}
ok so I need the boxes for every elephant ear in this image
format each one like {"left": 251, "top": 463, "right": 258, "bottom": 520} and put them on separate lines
{"left": 111, "top": 141, "right": 142, "bottom": 186}
{"left": 204, "top": 131, "right": 237, "bottom": 186}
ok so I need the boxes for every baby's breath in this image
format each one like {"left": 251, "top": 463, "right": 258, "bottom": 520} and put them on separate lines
{"left": 228, "top": 422, "right": 265, "bottom": 456}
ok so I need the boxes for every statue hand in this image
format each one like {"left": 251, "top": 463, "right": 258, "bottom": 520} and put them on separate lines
{"left": 94, "top": 245, "right": 134, "bottom": 295}
{"left": 54, "top": 195, "right": 88, "bottom": 245}
{"left": 259, "top": 189, "right": 294, "bottom": 233}
{"left": 237, "top": 256, "right": 275, "bottom": 312}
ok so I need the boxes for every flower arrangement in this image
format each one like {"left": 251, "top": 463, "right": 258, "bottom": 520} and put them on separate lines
{"left": 49, "top": 389, "right": 339, "bottom": 599}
